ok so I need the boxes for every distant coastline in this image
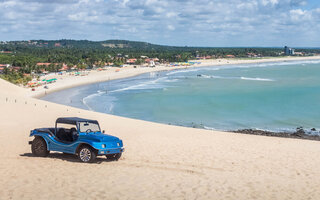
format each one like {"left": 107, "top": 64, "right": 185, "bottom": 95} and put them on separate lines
{"left": 29, "top": 56, "right": 320, "bottom": 99}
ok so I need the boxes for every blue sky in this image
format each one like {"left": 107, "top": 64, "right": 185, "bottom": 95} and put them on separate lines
{"left": 0, "top": 0, "right": 319, "bottom": 47}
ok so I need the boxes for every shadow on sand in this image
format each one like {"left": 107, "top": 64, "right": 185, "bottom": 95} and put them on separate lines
{"left": 20, "top": 153, "right": 114, "bottom": 164}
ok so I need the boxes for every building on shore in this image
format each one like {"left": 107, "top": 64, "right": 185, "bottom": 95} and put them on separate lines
{"left": 126, "top": 58, "right": 137, "bottom": 64}
{"left": 284, "top": 46, "right": 295, "bottom": 55}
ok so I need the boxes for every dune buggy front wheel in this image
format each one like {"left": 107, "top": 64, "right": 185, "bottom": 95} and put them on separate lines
{"left": 78, "top": 146, "right": 96, "bottom": 163}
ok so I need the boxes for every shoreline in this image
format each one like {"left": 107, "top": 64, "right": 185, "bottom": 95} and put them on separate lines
{"left": 28, "top": 56, "right": 320, "bottom": 99}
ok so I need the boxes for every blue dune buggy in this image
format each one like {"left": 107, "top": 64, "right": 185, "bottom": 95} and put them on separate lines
{"left": 29, "top": 117, "right": 124, "bottom": 163}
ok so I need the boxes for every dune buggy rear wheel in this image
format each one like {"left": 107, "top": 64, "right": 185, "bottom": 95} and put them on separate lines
{"left": 78, "top": 146, "right": 96, "bottom": 163}
{"left": 106, "top": 153, "right": 122, "bottom": 161}
{"left": 31, "top": 137, "right": 49, "bottom": 157}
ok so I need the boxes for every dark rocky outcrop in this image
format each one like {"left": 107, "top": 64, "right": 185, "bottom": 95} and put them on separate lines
{"left": 233, "top": 128, "right": 320, "bottom": 141}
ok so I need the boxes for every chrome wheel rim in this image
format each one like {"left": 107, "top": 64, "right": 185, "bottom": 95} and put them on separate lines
{"left": 79, "top": 148, "right": 91, "bottom": 162}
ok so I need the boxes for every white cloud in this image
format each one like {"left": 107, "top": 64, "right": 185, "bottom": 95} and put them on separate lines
{"left": 290, "top": 9, "right": 311, "bottom": 22}
{"left": 0, "top": 0, "right": 319, "bottom": 46}
{"left": 166, "top": 12, "right": 177, "bottom": 18}
{"left": 261, "top": 0, "right": 278, "bottom": 6}
{"left": 167, "top": 25, "right": 175, "bottom": 31}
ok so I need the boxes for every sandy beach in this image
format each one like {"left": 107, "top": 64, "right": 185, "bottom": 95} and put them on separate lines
{"left": 1, "top": 56, "right": 320, "bottom": 199}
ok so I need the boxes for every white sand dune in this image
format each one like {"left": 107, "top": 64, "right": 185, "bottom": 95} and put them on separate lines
{"left": 0, "top": 78, "right": 27, "bottom": 96}
{"left": 1, "top": 57, "right": 320, "bottom": 199}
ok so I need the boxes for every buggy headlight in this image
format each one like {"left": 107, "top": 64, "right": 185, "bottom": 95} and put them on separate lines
{"left": 102, "top": 144, "right": 106, "bottom": 148}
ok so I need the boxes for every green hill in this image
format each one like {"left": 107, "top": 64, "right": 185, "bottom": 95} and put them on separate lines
{"left": 0, "top": 39, "right": 170, "bottom": 50}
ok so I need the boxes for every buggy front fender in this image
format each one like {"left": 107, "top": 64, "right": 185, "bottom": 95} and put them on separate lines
{"left": 29, "top": 132, "right": 51, "bottom": 151}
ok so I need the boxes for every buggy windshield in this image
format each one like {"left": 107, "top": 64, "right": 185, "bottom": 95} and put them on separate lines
{"left": 78, "top": 122, "right": 100, "bottom": 133}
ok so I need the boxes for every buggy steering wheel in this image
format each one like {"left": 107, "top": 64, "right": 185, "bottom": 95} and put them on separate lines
{"left": 86, "top": 129, "right": 92, "bottom": 133}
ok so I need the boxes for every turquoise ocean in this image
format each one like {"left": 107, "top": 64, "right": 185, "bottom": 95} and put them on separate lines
{"left": 42, "top": 60, "right": 320, "bottom": 133}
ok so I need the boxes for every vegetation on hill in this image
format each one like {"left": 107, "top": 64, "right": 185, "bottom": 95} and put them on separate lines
{"left": 0, "top": 39, "right": 319, "bottom": 85}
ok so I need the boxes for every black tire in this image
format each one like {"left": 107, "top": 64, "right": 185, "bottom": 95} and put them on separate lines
{"left": 106, "top": 153, "right": 122, "bottom": 161}
{"left": 31, "top": 137, "right": 49, "bottom": 157}
{"left": 78, "top": 145, "right": 96, "bottom": 163}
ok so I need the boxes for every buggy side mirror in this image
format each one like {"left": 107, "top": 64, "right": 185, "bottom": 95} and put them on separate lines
{"left": 103, "top": 130, "right": 105, "bottom": 133}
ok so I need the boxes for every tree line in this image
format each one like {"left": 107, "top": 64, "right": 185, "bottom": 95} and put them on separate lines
{"left": 0, "top": 40, "right": 319, "bottom": 85}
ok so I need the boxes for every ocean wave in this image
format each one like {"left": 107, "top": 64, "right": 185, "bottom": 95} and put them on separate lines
{"left": 197, "top": 74, "right": 274, "bottom": 81}
{"left": 203, "top": 125, "right": 219, "bottom": 131}
{"left": 172, "top": 75, "right": 194, "bottom": 79}
{"left": 198, "top": 74, "right": 211, "bottom": 79}
{"left": 82, "top": 90, "right": 106, "bottom": 111}
{"left": 166, "top": 67, "right": 221, "bottom": 76}
{"left": 166, "top": 68, "right": 202, "bottom": 75}
{"left": 164, "top": 79, "right": 179, "bottom": 82}
{"left": 82, "top": 97, "right": 94, "bottom": 111}
{"left": 110, "top": 77, "right": 167, "bottom": 93}
{"left": 82, "top": 91, "right": 117, "bottom": 113}
{"left": 240, "top": 77, "right": 274, "bottom": 81}
{"left": 197, "top": 74, "right": 225, "bottom": 79}
{"left": 199, "top": 67, "right": 221, "bottom": 71}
